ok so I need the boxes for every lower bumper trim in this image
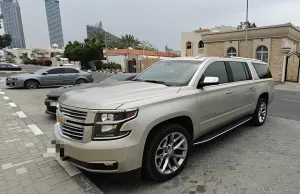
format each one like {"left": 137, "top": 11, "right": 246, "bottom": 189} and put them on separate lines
{"left": 67, "top": 157, "right": 119, "bottom": 172}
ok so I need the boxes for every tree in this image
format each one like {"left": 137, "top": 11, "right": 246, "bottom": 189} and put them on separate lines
{"left": 107, "top": 39, "right": 122, "bottom": 49}
{"left": 237, "top": 21, "right": 257, "bottom": 29}
{"left": 64, "top": 39, "right": 104, "bottom": 69}
{"left": 0, "top": 34, "right": 12, "bottom": 49}
{"left": 120, "top": 34, "right": 140, "bottom": 49}
{"left": 92, "top": 30, "right": 107, "bottom": 43}
{"left": 31, "top": 49, "right": 49, "bottom": 59}
{"left": 135, "top": 40, "right": 156, "bottom": 51}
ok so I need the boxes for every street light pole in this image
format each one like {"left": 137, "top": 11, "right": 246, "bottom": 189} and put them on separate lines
{"left": 245, "top": 0, "right": 249, "bottom": 57}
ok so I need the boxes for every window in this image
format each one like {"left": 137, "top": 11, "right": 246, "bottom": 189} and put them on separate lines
{"left": 256, "top": 46, "right": 268, "bottom": 62}
{"left": 47, "top": 68, "right": 65, "bottom": 74}
{"left": 64, "top": 68, "right": 79, "bottom": 74}
{"left": 198, "top": 41, "right": 204, "bottom": 49}
{"left": 227, "top": 47, "right": 237, "bottom": 57}
{"left": 186, "top": 41, "right": 192, "bottom": 49}
{"left": 252, "top": 62, "right": 272, "bottom": 79}
{"left": 228, "top": 61, "right": 249, "bottom": 82}
{"left": 200, "top": 61, "right": 229, "bottom": 84}
{"left": 135, "top": 60, "right": 203, "bottom": 86}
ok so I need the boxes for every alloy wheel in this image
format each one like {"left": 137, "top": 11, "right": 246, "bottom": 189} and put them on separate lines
{"left": 155, "top": 132, "right": 188, "bottom": 174}
{"left": 258, "top": 102, "right": 267, "bottom": 123}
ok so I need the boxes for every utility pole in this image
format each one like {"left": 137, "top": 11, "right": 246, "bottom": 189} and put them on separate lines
{"left": 245, "top": 0, "right": 249, "bottom": 57}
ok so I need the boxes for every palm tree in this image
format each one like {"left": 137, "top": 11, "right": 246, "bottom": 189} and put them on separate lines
{"left": 237, "top": 21, "right": 257, "bottom": 29}
{"left": 120, "top": 34, "right": 140, "bottom": 49}
{"left": 107, "top": 39, "right": 122, "bottom": 49}
{"left": 92, "top": 31, "right": 107, "bottom": 43}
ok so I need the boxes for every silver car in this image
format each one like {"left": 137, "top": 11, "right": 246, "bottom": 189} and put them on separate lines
{"left": 6, "top": 66, "right": 93, "bottom": 89}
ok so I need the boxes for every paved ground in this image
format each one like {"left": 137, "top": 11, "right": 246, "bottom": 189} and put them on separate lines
{"left": 1, "top": 80, "right": 300, "bottom": 193}
{"left": 269, "top": 89, "right": 300, "bottom": 121}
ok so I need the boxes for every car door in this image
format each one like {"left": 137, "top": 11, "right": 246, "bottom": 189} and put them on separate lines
{"left": 196, "top": 61, "right": 235, "bottom": 136}
{"left": 227, "top": 61, "right": 257, "bottom": 117}
{"left": 42, "top": 68, "right": 65, "bottom": 86}
{"left": 64, "top": 68, "right": 79, "bottom": 85}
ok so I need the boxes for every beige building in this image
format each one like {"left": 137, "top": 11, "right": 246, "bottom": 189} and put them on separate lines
{"left": 106, "top": 49, "right": 180, "bottom": 73}
{"left": 181, "top": 23, "right": 300, "bottom": 83}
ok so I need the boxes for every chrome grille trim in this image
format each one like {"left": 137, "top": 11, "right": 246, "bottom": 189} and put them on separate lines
{"left": 59, "top": 106, "right": 87, "bottom": 120}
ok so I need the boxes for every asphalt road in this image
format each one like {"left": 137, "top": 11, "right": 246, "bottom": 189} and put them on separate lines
{"left": 269, "top": 89, "right": 300, "bottom": 121}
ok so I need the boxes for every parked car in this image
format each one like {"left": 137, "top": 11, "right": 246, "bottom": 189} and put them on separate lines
{"left": 45, "top": 73, "right": 138, "bottom": 114}
{"left": 53, "top": 56, "right": 274, "bottom": 182}
{"left": 6, "top": 66, "right": 93, "bottom": 89}
{"left": 0, "top": 63, "right": 22, "bottom": 71}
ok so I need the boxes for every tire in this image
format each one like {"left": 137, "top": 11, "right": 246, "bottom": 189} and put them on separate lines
{"left": 76, "top": 78, "right": 87, "bottom": 85}
{"left": 251, "top": 98, "right": 268, "bottom": 126}
{"left": 143, "top": 124, "right": 192, "bottom": 182}
{"left": 24, "top": 80, "right": 40, "bottom": 89}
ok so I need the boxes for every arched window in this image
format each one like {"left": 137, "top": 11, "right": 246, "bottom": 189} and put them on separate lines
{"left": 198, "top": 40, "right": 204, "bottom": 48}
{"left": 256, "top": 45, "right": 268, "bottom": 62}
{"left": 186, "top": 41, "right": 192, "bottom": 49}
{"left": 227, "top": 47, "right": 237, "bottom": 57}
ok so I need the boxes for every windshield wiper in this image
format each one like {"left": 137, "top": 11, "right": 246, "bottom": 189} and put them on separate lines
{"left": 143, "top": 80, "right": 172, "bottom": 86}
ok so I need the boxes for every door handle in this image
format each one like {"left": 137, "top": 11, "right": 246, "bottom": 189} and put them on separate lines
{"left": 226, "top": 90, "right": 233, "bottom": 94}
{"left": 249, "top": 86, "right": 255, "bottom": 90}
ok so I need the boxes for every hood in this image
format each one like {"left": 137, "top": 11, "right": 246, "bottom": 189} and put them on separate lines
{"left": 46, "top": 83, "right": 101, "bottom": 98}
{"left": 59, "top": 81, "right": 180, "bottom": 110}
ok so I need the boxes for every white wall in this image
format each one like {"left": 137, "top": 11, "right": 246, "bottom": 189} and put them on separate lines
{"left": 181, "top": 32, "right": 202, "bottom": 57}
{"left": 107, "top": 55, "right": 126, "bottom": 71}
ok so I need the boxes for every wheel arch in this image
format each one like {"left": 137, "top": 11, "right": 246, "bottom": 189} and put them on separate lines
{"left": 24, "top": 79, "right": 41, "bottom": 87}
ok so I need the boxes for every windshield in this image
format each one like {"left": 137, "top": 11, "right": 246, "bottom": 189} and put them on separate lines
{"left": 135, "top": 60, "right": 202, "bottom": 86}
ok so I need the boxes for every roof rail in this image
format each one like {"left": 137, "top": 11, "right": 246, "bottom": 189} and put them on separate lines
{"left": 223, "top": 56, "right": 265, "bottom": 62}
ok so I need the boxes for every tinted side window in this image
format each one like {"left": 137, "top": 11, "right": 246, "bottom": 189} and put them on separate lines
{"left": 65, "top": 68, "right": 79, "bottom": 73}
{"left": 47, "top": 68, "right": 65, "bottom": 74}
{"left": 200, "top": 61, "right": 229, "bottom": 84}
{"left": 252, "top": 62, "right": 272, "bottom": 79}
{"left": 229, "top": 61, "right": 248, "bottom": 82}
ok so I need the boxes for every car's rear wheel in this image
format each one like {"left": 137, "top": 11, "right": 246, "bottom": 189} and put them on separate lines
{"left": 76, "top": 78, "right": 87, "bottom": 85}
{"left": 143, "top": 124, "right": 192, "bottom": 182}
{"left": 251, "top": 98, "right": 268, "bottom": 126}
{"left": 24, "top": 80, "right": 40, "bottom": 89}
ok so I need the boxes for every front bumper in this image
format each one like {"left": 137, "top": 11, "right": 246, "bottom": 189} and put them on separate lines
{"left": 53, "top": 123, "right": 142, "bottom": 173}
{"left": 44, "top": 98, "right": 58, "bottom": 115}
{"left": 6, "top": 79, "right": 24, "bottom": 88}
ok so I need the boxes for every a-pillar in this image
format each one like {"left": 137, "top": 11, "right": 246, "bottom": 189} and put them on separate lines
{"left": 281, "top": 47, "right": 291, "bottom": 82}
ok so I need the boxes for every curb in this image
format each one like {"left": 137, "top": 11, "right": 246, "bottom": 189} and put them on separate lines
{"left": 0, "top": 71, "right": 26, "bottom": 74}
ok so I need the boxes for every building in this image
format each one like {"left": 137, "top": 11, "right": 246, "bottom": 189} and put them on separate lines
{"left": 181, "top": 23, "right": 300, "bottom": 83}
{"left": 86, "top": 22, "right": 103, "bottom": 40}
{"left": 106, "top": 49, "right": 180, "bottom": 72}
{"left": 181, "top": 25, "right": 236, "bottom": 57}
{"left": 45, "top": 0, "right": 64, "bottom": 48}
{"left": 0, "top": 0, "right": 26, "bottom": 48}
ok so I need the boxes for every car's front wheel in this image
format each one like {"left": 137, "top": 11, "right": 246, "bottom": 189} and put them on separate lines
{"left": 251, "top": 98, "right": 268, "bottom": 126}
{"left": 76, "top": 78, "right": 87, "bottom": 85}
{"left": 24, "top": 80, "right": 40, "bottom": 89}
{"left": 143, "top": 124, "right": 192, "bottom": 182}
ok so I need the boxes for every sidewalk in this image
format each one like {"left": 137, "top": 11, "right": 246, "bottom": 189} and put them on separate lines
{"left": 275, "top": 82, "right": 300, "bottom": 91}
{"left": 0, "top": 89, "right": 102, "bottom": 194}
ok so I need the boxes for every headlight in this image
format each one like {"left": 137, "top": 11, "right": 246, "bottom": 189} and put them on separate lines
{"left": 92, "top": 108, "right": 138, "bottom": 140}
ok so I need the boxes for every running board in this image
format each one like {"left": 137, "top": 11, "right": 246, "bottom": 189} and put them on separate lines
{"left": 193, "top": 116, "right": 252, "bottom": 145}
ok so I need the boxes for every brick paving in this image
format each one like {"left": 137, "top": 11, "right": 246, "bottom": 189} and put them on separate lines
{"left": 0, "top": 86, "right": 102, "bottom": 194}
{"left": 1, "top": 83, "right": 300, "bottom": 193}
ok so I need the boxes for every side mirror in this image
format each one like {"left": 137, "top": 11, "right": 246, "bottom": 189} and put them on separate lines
{"left": 198, "top": 76, "right": 219, "bottom": 88}
{"left": 42, "top": 72, "right": 48, "bottom": 75}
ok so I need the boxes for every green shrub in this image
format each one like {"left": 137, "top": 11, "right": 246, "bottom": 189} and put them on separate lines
{"left": 94, "top": 60, "right": 102, "bottom": 70}
{"left": 6, "top": 58, "right": 16, "bottom": 63}
{"left": 43, "top": 60, "right": 52, "bottom": 67}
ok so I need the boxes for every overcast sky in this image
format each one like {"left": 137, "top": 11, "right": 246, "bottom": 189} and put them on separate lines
{"left": 18, "top": 0, "right": 300, "bottom": 51}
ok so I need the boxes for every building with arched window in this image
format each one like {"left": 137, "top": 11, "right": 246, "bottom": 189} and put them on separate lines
{"left": 181, "top": 23, "right": 300, "bottom": 83}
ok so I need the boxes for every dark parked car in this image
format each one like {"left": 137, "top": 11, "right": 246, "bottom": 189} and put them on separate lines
{"left": 0, "top": 63, "right": 22, "bottom": 71}
{"left": 45, "top": 73, "right": 138, "bottom": 114}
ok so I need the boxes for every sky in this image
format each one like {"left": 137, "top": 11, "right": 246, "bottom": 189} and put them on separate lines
{"left": 18, "top": 0, "right": 300, "bottom": 51}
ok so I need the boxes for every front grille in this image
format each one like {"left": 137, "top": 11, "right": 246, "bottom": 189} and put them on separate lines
{"left": 59, "top": 106, "right": 87, "bottom": 121}
{"left": 59, "top": 105, "right": 87, "bottom": 141}
{"left": 61, "top": 123, "right": 84, "bottom": 140}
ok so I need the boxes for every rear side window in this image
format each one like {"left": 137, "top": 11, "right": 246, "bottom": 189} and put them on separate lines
{"left": 47, "top": 68, "right": 65, "bottom": 74}
{"left": 64, "top": 68, "right": 79, "bottom": 73}
{"left": 228, "top": 61, "right": 250, "bottom": 82}
{"left": 252, "top": 62, "right": 272, "bottom": 79}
